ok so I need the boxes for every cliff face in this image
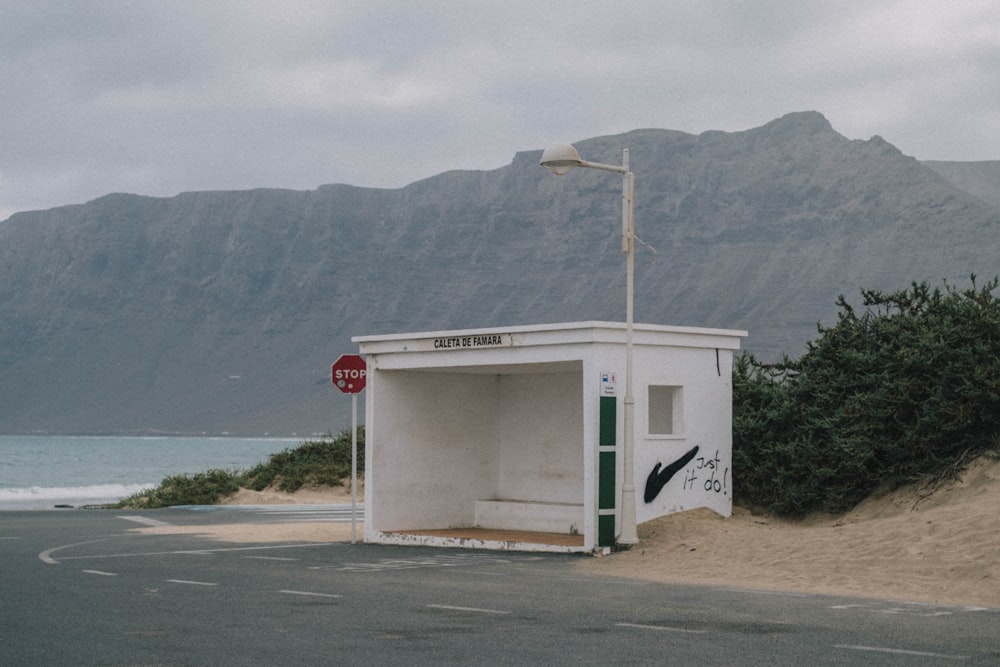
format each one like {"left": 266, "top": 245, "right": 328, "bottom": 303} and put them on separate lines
{"left": 2, "top": 111, "right": 997, "bottom": 435}
{"left": 924, "top": 159, "right": 1000, "bottom": 209}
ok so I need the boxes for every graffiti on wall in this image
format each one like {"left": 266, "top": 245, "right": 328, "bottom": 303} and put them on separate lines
{"left": 682, "top": 449, "right": 729, "bottom": 496}
{"left": 644, "top": 446, "right": 730, "bottom": 503}
{"left": 644, "top": 445, "right": 699, "bottom": 503}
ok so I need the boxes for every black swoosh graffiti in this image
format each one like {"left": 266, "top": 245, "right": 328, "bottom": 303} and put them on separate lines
{"left": 644, "top": 445, "right": 700, "bottom": 503}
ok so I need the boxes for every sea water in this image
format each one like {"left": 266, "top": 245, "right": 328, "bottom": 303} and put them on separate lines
{"left": 0, "top": 435, "right": 301, "bottom": 510}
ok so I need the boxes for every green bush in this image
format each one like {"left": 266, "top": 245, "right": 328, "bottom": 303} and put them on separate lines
{"left": 242, "top": 428, "right": 364, "bottom": 492}
{"left": 115, "top": 427, "right": 365, "bottom": 508}
{"left": 734, "top": 276, "right": 1000, "bottom": 515}
{"left": 119, "top": 469, "right": 243, "bottom": 508}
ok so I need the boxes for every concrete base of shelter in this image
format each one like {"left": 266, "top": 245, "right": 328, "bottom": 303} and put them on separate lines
{"left": 374, "top": 528, "right": 590, "bottom": 553}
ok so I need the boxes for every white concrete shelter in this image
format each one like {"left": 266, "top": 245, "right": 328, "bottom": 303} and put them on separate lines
{"left": 353, "top": 321, "right": 746, "bottom": 552}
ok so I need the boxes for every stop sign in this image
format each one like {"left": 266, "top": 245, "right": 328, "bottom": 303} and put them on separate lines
{"left": 331, "top": 354, "right": 367, "bottom": 394}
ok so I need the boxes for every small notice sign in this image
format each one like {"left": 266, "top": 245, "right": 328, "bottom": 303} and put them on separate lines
{"left": 600, "top": 372, "right": 617, "bottom": 396}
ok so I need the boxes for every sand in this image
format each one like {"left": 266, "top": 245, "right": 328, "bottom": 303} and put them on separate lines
{"left": 134, "top": 456, "right": 1000, "bottom": 608}
{"left": 583, "top": 455, "right": 1000, "bottom": 608}
{"left": 219, "top": 483, "right": 362, "bottom": 506}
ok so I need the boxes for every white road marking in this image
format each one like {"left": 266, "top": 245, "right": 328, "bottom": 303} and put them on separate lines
{"left": 166, "top": 579, "right": 219, "bottom": 586}
{"left": 179, "top": 504, "right": 362, "bottom": 522}
{"left": 882, "top": 609, "right": 953, "bottom": 617}
{"left": 279, "top": 590, "right": 342, "bottom": 599}
{"left": 246, "top": 556, "right": 300, "bottom": 561}
{"left": 616, "top": 622, "right": 708, "bottom": 634}
{"left": 835, "top": 645, "right": 969, "bottom": 660}
{"left": 48, "top": 542, "right": 331, "bottom": 562}
{"left": 427, "top": 604, "right": 510, "bottom": 615}
{"left": 314, "top": 554, "right": 512, "bottom": 572}
{"left": 117, "top": 515, "right": 172, "bottom": 527}
{"left": 721, "top": 588, "right": 811, "bottom": 597}
{"left": 82, "top": 569, "right": 118, "bottom": 576}
{"left": 39, "top": 538, "right": 115, "bottom": 564}
{"left": 541, "top": 573, "right": 647, "bottom": 586}
{"left": 831, "top": 602, "right": 982, "bottom": 617}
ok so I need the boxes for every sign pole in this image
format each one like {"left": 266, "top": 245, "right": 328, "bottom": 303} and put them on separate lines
{"left": 331, "top": 353, "right": 367, "bottom": 545}
{"left": 351, "top": 392, "right": 358, "bottom": 544}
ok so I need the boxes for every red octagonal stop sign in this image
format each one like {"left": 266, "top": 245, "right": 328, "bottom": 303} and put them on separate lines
{"left": 331, "top": 354, "right": 366, "bottom": 394}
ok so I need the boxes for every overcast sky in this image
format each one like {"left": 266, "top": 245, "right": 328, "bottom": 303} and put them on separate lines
{"left": 2, "top": 1, "right": 999, "bottom": 220}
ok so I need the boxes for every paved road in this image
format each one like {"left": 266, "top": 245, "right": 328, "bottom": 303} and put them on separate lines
{"left": 2, "top": 508, "right": 997, "bottom": 665}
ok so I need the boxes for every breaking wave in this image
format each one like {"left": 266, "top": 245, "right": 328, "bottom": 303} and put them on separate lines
{"left": 0, "top": 483, "right": 155, "bottom": 509}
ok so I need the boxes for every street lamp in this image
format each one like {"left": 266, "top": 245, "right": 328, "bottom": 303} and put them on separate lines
{"left": 540, "top": 143, "right": 639, "bottom": 547}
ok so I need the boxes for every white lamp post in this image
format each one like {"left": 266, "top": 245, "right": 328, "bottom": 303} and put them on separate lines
{"left": 540, "top": 143, "right": 639, "bottom": 547}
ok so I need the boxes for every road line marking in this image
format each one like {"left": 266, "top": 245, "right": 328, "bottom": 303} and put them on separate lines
{"left": 427, "top": 604, "right": 510, "bottom": 615}
{"left": 721, "top": 588, "right": 811, "bottom": 597}
{"left": 880, "top": 607, "right": 953, "bottom": 616}
{"left": 616, "top": 622, "right": 708, "bottom": 634}
{"left": 542, "top": 573, "right": 647, "bottom": 586}
{"left": 82, "top": 569, "right": 118, "bottom": 576}
{"left": 279, "top": 590, "right": 342, "bottom": 599}
{"left": 166, "top": 579, "right": 219, "bottom": 586}
{"left": 832, "top": 602, "right": 975, "bottom": 617}
{"left": 117, "top": 515, "right": 172, "bottom": 527}
{"left": 246, "top": 556, "right": 300, "bottom": 561}
{"left": 52, "top": 542, "right": 332, "bottom": 562}
{"left": 39, "top": 538, "right": 116, "bottom": 564}
{"left": 835, "top": 645, "right": 969, "bottom": 660}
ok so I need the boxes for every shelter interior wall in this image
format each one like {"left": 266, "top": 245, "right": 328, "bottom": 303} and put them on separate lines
{"left": 371, "top": 366, "right": 584, "bottom": 531}
{"left": 372, "top": 371, "right": 499, "bottom": 530}
{"left": 496, "top": 371, "right": 583, "bottom": 504}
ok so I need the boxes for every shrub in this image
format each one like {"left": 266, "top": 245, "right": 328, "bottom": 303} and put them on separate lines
{"left": 115, "top": 427, "right": 365, "bottom": 508}
{"left": 119, "top": 469, "right": 242, "bottom": 508}
{"left": 242, "top": 428, "right": 364, "bottom": 492}
{"left": 734, "top": 276, "right": 1000, "bottom": 515}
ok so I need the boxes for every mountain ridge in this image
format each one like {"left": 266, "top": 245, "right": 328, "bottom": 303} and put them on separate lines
{"left": 2, "top": 111, "right": 997, "bottom": 435}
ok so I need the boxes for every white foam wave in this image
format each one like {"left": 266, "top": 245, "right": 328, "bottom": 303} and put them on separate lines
{"left": 0, "top": 483, "right": 155, "bottom": 509}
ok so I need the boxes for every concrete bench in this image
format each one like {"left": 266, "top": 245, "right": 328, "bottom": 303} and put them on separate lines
{"left": 474, "top": 499, "right": 584, "bottom": 535}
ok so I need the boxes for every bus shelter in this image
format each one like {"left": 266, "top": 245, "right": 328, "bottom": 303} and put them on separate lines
{"left": 353, "top": 321, "right": 746, "bottom": 552}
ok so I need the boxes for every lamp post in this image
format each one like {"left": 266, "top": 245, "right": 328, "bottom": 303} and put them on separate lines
{"left": 540, "top": 143, "right": 639, "bottom": 547}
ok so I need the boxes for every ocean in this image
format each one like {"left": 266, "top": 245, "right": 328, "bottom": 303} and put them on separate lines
{"left": 0, "top": 435, "right": 302, "bottom": 510}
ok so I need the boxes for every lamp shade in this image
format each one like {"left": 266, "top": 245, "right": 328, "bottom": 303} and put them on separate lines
{"left": 540, "top": 143, "right": 583, "bottom": 176}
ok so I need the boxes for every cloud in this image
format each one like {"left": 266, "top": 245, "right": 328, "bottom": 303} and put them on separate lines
{"left": 2, "top": 0, "right": 999, "bottom": 220}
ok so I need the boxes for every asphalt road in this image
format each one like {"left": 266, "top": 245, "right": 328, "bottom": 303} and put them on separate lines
{"left": 1, "top": 507, "right": 997, "bottom": 666}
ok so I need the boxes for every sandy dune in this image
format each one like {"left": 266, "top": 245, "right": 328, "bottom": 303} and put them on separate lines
{"left": 582, "top": 455, "right": 1000, "bottom": 607}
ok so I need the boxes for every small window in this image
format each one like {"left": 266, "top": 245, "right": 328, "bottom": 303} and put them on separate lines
{"left": 648, "top": 385, "right": 683, "bottom": 435}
